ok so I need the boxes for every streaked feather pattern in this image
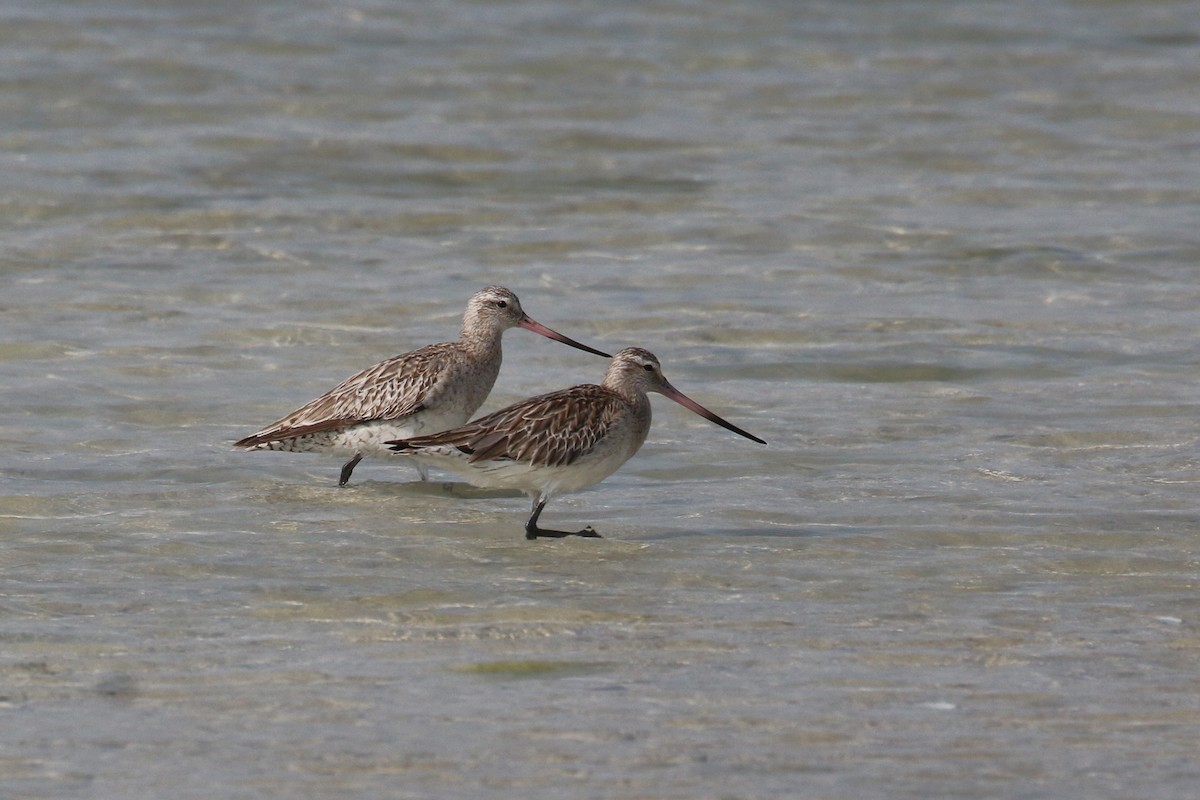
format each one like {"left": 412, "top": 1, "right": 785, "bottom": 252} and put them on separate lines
{"left": 386, "top": 346, "right": 765, "bottom": 539}
{"left": 232, "top": 286, "right": 609, "bottom": 485}
{"left": 397, "top": 384, "right": 628, "bottom": 469}
{"left": 235, "top": 344, "right": 466, "bottom": 447}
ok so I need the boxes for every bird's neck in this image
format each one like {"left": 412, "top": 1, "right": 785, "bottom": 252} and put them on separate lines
{"left": 459, "top": 322, "right": 503, "bottom": 357}
{"left": 602, "top": 378, "right": 652, "bottom": 423}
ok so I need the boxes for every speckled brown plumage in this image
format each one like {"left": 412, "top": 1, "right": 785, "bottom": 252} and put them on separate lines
{"left": 234, "top": 287, "right": 609, "bottom": 485}
{"left": 388, "top": 347, "right": 766, "bottom": 539}
{"left": 407, "top": 383, "right": 636, "bottom": 470}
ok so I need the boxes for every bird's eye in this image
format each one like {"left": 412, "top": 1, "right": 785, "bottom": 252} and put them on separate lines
{"left": 495, "top": 300, "right": 507, "bottom": 309}
{"left": 643, "top": 364, "right": 654, "bottom": 372}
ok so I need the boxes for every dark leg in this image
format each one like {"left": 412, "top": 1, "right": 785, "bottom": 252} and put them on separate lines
{"left": 339, "top": 454, "right": 363, "bottom": 486}
{"left": 524, "top": 499, "right": 600, "bottom": 540}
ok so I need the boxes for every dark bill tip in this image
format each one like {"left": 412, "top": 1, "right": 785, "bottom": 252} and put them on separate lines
{"left": 519, "top": 316, "right": 611, "bottom": 358}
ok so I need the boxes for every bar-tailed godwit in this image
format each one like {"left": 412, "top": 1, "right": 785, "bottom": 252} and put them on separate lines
{"left": 235, "top": 286, "right": 609, "bottom": 485}
{"left": 386, "top": 347, "right": 765, "bottom": 539}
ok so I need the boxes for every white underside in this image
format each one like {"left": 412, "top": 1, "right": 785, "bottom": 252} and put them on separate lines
{"left": 246, "top": 411, "right": 472, "bottom": 480}
{"left": 400, "top": 443, "right": 633, "bottom": 503}
{"left": 250, "top": 407, "right": 466, "bottom": 454}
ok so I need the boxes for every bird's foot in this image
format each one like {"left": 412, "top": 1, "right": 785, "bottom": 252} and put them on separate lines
{"left": 525, "top": 525, "right": 601, "bottom": 541}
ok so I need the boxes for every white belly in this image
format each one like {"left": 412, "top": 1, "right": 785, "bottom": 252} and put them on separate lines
{"left": 404, "top": 438, "right": 635, "bottom": 501}
{"left": 261, "top": 407, "right": 471, "bottom": 458}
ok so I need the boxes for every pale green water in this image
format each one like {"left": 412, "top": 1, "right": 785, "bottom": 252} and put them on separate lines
{"left": 3, "top": 1, "right": 1200, "bottom": 798}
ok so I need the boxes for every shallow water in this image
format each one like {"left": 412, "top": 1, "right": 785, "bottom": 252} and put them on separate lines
{"left": 4, "top": 1, "right": 1200, "bottom": 798}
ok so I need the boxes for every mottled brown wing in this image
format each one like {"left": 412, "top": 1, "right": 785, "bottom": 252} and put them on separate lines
{"left": 405, "top": 384, "right": 622, "bottom": 469}
{"left": 236, "top": 344, "right": 454, "bottom": 446}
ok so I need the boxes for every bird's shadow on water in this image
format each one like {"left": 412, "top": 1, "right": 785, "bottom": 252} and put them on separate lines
{"left": 359, "top": 478, "right": 525, "bottom": 501}
{"left": 634, "top": 523, "right": 876, "bottom": 542}
{"left": 340, "top": 479, "right": 868, "bottom": 542}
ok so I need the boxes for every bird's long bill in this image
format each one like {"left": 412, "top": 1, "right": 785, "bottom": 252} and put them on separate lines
{"left": 660, "top": 380, "right": 767, "bottom": 444}
{"left": 518, "top": 315, "right": 610, "bottom": 358}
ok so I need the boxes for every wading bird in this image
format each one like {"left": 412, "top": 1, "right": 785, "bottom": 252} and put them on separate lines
{"left": 387, "top": 347, "right": 765, "bottom": 539}
{"left": 235, "top": 287, "right": 609, "bottom": 485}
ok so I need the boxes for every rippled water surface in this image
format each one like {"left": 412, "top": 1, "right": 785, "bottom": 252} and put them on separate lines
{"left": 4, "top": 1, "right": 1200, "bottom": 798}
